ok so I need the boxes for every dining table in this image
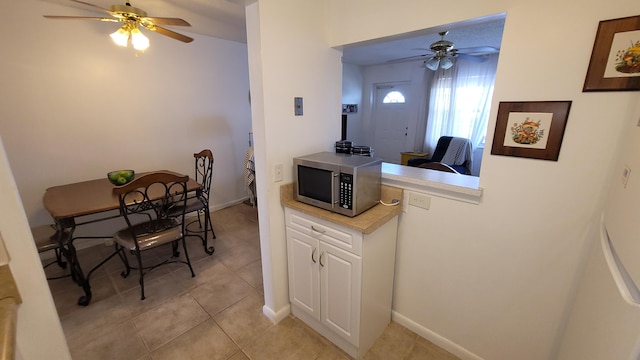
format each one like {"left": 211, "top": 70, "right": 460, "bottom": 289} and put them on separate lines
{"left": 42, "top": 170, "right": 201, "bottom": 306}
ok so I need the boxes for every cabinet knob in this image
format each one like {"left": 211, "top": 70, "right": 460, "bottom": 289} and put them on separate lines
{"left": 311, "top": 248, "right": 317, "bottom": 263}
{"left": 319, "top": 252, "right": 325, "bottom": 267}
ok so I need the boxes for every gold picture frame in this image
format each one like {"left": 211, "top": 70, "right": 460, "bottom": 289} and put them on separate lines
{"left": 490, "top": 101, "right": 572, "bottom": 161}
{"left": 583, "top": 15, "right": 640, "bottom": 91}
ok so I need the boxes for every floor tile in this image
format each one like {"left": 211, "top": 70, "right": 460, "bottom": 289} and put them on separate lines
{"left": 45, "top": 203, "right": 458, "bottom": 360}
{"left": 68, "top": 320, "right": 147, "bottom": 360}
{"left": 150, "top": 319, "right": 239, "bottom": 360}
{"left": 189, "top": 268, "right": 254, "bottom": 317}
{"left": 241, "top": 315, "right": 327, "bottom": 360}
{"left": 133, "top": 293, "right": 209, "bottom": 351}
{"left": 212, "top": 291, "right": 274, "bottom": 348}
{"left": 235, "top": 258, "right": 264, "bottom": 294}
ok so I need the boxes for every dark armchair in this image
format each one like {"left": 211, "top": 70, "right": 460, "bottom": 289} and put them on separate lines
{"left": 407, "top": 136, "right": 472, "bottom": 174}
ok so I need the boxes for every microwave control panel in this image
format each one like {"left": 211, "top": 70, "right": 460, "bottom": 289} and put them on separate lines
{"left": 339, "top": 173, "right": 353, "bottom": 209}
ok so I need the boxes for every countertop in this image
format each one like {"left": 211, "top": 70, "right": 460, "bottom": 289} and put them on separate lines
{"left": 0, "top": 265, "right": 21, "bottom": 360}
{"left": 280, "top": 183, "right": 403, "bottom": 235}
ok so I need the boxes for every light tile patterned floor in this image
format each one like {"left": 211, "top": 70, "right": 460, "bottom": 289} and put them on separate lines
{"left": 43, "top": 203, "right": 459, "bottom": 360}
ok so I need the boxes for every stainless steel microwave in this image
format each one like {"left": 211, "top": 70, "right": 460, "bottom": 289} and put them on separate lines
{"left": 293, "top": 152, "right": 381, "bottom": 217}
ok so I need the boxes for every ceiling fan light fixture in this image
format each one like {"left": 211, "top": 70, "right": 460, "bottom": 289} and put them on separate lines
{"left": 110, "top": 25, "right": 130, "bottom": 47}
{"left": 424, "top": 57, "right": 440, "bottom": 71}
{"left": 130, "top": 27, "right": 149, "bottom": 51}
{"left": 440, "top": 57, "right": 454, "bottom": 70}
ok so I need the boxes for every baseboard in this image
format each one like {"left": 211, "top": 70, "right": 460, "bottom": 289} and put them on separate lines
{"left": 391, "top": 310, "right": 484, "bottom": 360}
{"left": 263, "top": 303, "right": 290, "bottom": 323}
{"left": 210, "top": 197, "right": 250, "bottom": 212}
{"left": 39, "top": 238, "right": 108, "bottom": 260}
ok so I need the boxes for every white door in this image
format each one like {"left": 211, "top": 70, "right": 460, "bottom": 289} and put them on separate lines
{"left": 286, "top": 228, "right": 320, "bottom": 321}
{"left": 320, "top": 241, "right": 362, "bottom": 344}
{"left": 372, "top": 83, "right": 412, "bottom": 164}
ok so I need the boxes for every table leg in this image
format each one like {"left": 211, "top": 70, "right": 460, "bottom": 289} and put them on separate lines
{"left": 54, "top": 222, "right": 92, "bottom": 306}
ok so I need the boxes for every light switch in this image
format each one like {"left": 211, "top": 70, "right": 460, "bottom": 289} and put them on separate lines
{"left": 294, "top": 97, "right": 303, "bottom": 116}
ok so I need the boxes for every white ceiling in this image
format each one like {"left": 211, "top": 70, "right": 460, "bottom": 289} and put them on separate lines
{"left": 40, "top": 1, "right": 505, "bottom": 66}
{"left": 341, "top": 15, "right": 506, "bottom": 66}
{"left": 41, "top": 0, "right": 248, "bottom": 43}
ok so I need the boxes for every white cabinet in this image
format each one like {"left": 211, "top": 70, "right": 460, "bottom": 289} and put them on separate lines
{"left": 285, "top": 207, "right": 398, "bottom": 359}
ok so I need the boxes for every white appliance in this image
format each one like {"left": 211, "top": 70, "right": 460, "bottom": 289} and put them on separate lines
{"left": 557, "top": 107, "right": 640, "bottom": 359}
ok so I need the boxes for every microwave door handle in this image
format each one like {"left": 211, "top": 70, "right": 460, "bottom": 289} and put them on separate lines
{"left": 332, "top": 172, "right": 339, "bottom": 208}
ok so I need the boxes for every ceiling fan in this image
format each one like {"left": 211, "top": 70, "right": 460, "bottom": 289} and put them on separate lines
{"left": 392, "top": 31, "right": 499, "bottom": 71}
{"left": 43, "top": 0, "right": 193, "bottom": 51}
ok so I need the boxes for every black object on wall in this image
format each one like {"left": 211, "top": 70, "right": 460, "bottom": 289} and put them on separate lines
{"left": 341, "top": 114, "right": 348, "bottom": 140}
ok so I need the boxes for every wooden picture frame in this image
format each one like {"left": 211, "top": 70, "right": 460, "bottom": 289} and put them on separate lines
{"left": 583, "top": 15, "right": 640, "bottom": 91}
{"left": 490, "top": 101, "right": 572, "bottom": 161}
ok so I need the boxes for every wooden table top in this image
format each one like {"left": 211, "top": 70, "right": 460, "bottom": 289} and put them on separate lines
{"left": 43, "top": 170, "right": 200, "bottom": 220}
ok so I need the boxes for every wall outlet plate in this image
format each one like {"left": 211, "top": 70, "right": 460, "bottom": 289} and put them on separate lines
{"left": 274, "top": 163, "right": 283, "bottom": 182}
{"left": 408, "top": 192, "right": 430, "bottom": 210}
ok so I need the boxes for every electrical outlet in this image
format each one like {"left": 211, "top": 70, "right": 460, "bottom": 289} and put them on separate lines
{"left": 274, "top": 164, "right": 283, "bottom": 182}
{"left": 408, "top": 192, "right": 430, "bottom": 210}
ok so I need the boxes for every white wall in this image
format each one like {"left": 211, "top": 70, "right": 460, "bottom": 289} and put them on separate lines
{"left": 0, "top": 2, "right": 251, "bottom": 357}
{"left": 0, "top": 1, "right": 252, "bottom": 231}
{"left": 244, "top": 0, "right": 343, "bottom": 321}
{"left": 245, "top": 1, "right": 639, "bottom": 360}
{"left": 0, "top": 136, "right": 71, "bottom": 359}
{"left": 327, "top": 1, "right": 638, "bottom": 359}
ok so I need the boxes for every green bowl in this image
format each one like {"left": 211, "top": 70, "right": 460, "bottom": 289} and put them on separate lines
{"left": 107, "top": 170, "right": 135, "bottom": 186}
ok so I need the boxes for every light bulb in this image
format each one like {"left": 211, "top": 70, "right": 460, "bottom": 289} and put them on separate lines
{"left": 130, "top": 27, "right": 149, "bottom": 51}
{"left": 110, "top": 26, "right": 129, "bottom": 47}
{"left": 425, "top": 57, "right": 440, "bottom": 71}
{"left": 440, "top": 57, "right": 454, "bottom": 70}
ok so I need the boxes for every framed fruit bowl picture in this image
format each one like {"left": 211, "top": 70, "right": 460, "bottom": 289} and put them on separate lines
{"left": 583, "top": 15, "right": 640, "bottom": 91}
{"left": 490, "top": 101, "right": 572, "bottom": 161}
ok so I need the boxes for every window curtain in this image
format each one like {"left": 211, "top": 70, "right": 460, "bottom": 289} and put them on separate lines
{"left": 422, "top": 54, "right": 499, "bottom": 154}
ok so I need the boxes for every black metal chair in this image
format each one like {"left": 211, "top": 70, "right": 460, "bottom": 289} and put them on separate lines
{"left": 172, "top": 149, "right": 216, "bottom": 255}
{"left": 407, "top": 136, "right": 472, "bottom": 174}
{"left": 112, "top": 172, "right": 195, "bottom": 300}
{"left": 31, "top": 224, "right": 70, "bottom": 280}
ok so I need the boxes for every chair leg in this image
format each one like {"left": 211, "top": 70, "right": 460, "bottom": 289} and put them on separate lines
{"left": 171, "top": 241, "right": 180, "bottom": 258}
{"left": 203, "top": 209, "right": 215, "bottom": 255}
{"left": 181, "top": 238, "right": 195, "bottom": 278}
{"left": 134, "top": 250, "right": 145, "bottom": 300}
{"left": 116, "top": 244, "right": 131, "bottom": 278}
{"left": 54, "top": 247, "right": 67, "bottom": 269}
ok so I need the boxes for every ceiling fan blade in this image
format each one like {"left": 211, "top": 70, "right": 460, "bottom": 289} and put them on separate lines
{"left": 43, "top": 15, "right": 119, "bottom": 22}
{"left": 456, "top": 53, "right": 488, "bottom": 62}
{"left": 456, "top": 46, "right": 499, "bottom": 55}
{"left": 143, "top": 17, "right": 191, "bottom": 26}
{"left": 387, "top": 53, "right": 431, "bottom": 63}
{"left": 143, "top": 24, "right": 193, "bottom": 43}
{"left": 68, "top": 0, "right": 113, "bottom": 15}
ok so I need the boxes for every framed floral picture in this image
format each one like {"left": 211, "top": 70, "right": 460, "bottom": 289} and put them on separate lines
{"left": 490, "top": 101, "right": 572, "bottom": 161}
{"left": 583, "top": 15, "right": 640, "bottom": 91}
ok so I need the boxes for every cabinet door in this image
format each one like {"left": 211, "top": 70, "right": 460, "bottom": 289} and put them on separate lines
{"left": 320, "top": 241, "right": 362, "bottom": 344}
{"left": 286, "top": 228, "right": 320, "bottom": 321}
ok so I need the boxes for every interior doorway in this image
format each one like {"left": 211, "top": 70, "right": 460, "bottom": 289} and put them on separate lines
{"left": 371, "top": 82, "right": 413, "bottom": 164}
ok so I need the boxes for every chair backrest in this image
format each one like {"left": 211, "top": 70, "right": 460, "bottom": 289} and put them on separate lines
{"left": 431, "top": 136, "right": 473, "bottom": 174}
{"left": 113, "top": 172, "right": 189, "bottom": 234}
{"left": 194, "top": 149, "right": 214, "bottom": 202}
{"left": 430, "top": 136, "right": 454, "bottom": 162}
{"left": 417, "top": 162, "right": 460, "bottom": 173}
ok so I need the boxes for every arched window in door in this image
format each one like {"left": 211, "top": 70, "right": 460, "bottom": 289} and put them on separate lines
{"left": 382, "top": 90, "right": 405, "bottom": 103}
